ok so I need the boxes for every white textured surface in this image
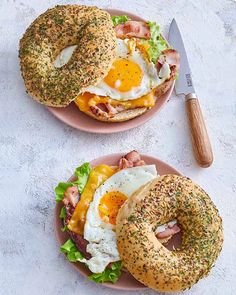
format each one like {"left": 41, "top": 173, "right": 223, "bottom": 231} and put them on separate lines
{"left": 0, "top": 0, "right": 236, "bottom": 294}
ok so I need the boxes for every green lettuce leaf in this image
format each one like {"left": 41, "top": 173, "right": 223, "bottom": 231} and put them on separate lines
{"left": 89, "top": 261, "right": 122, "bottom": 284}
{"left": 61, "top": 225, "right": 68, "bottom": 232}
{"left": 59, "top": 207, "right": 68, "bottom": 232}
{"left": 60, "top": 239, "right": 84, "bottom": 262}
{"left": 144, "top": 21, "right": 169, "bottom": 63}
{"left": 74, "top": 162, "right": 91, "bottom": 193}
{"left": 149, "top": 21, "right": 160, "bottom": 40}
{"left": 112, "top": 15, "right": 130, "bottom": 26}
{"left": 59, "top": 206, "right": 67, "bottom": 219}
{"left": 55, "top": 162, "right": 92, "bottom": 202}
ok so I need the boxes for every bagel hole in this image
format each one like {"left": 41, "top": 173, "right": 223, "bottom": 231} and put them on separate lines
{"left": 155, "top": 221, "right": 182, "bottom": 251}
{"left": 163, "top": 229, "right": 182, "bottom": 251}
{"left": 54, "top": 45, "right": 78, "bottom": 68}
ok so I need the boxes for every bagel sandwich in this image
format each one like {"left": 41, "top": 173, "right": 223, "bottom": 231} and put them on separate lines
{"left": 56, "top": 152, "right": 223, "bottom": 289}
{"left": 55, "top": 151, "right": 180, "bottom": 284}
{"left": 19, "top": 6, "right": 179, "bottom": 122}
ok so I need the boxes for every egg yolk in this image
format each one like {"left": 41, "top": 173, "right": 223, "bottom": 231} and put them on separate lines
{"left": 68, "top": 165, "right": 116, "bottom": 235}
{"left": 104, "top": 59, "right": 143, "bottom": 92}
{"left": 98, "top": 191, "right": 128, "bottom": 225}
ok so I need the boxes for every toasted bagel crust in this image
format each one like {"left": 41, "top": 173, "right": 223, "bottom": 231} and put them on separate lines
{"left": 19, "top": 5, "right": 116, "bottom": 107}
{"left": 116, "top": 175, "right": 223, "bottom": 292}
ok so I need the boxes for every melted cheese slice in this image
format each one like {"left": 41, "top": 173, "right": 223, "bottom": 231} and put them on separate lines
{"left": 68, "top": 165, "right": 116, "bottom": 235}
{"left": 74, "top": 91, "right": 155, "bottom": 112}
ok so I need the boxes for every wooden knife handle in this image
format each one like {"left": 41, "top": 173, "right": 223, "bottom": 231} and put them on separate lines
{"left": 186, "top": 95, "right": 213, "bottom": 167}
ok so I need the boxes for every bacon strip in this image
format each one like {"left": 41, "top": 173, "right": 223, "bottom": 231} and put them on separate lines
{"left": 69, "top": 232, "right": 91, "bottom": 259}
{"left": 162, "top": 49, "right": 180, "bottom": 67}
{"left": 90, "top": 103, "right": 118, "bottom": 118}
{"left": 134, "top": 160, "right": 146, "bottom": 166}
{"left": 105, "top": 103, "right": 118, "bottom": 115}
{"left": 62, "top": 186, "right": 79, "bottom": 208}
{"left": 90, "top": 103, "right": 127, "bottom": 118}
{"left": 115, "top": 21, "right": 151, "bottom": 39}
{"left": 119, "top": 150, "right": 146, "bottom": 170}
{"left": 156, "top": 224, "right": 180, "bottom": 240}
{"left": 157, "top": 49, "right": 180, "bottom": 71}
{"left": 119, "top": 158, "right": 133, "bottom": 169}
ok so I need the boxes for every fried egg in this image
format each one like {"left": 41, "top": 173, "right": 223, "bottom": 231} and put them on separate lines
{"left": 83, "top": 165, "right": 158, "bottom": 273}
{"left": 54, "top": 39, "right": 170, "bottom": 103}
{"left": 85, "top": 39, "right": 161, "bottom": 100}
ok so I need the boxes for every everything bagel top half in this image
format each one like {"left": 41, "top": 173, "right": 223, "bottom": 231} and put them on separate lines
{"left": 19, "top": 5, "right": 116, "bottom": 107}
{"left": 19, "top": 5, "right": 179, "bottom": 122}
{"left": 116, "top": 174, "right": 223, "bottom": 292}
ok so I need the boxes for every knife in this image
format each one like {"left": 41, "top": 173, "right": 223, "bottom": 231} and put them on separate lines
{"left": 168, "top": 19, "right": 213, "bottom": 168}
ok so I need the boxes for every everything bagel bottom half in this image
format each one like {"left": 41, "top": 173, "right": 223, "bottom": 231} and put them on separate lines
{"left": 116, "top": 175, "right": 223, "bottom": 292}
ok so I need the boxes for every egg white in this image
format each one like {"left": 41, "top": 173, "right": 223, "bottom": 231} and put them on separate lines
{"left": 83, "top": 165, "right": 158, "bottom": 273}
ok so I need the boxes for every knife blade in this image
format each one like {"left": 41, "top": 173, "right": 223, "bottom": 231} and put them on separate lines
{"left": 168, "top": 19, "right": 213, "bottom": 167}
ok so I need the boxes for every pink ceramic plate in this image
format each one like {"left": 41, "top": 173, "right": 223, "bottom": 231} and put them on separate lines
{"left": 48, "top": 9, "right": 174, "bottom": 134}
{"left": 55, "top": 153, "right": 181, "bottom": 290}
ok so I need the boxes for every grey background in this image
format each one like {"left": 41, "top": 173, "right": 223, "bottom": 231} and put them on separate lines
{"left": 0, "top": 0, "right": 236, "bottom": 294}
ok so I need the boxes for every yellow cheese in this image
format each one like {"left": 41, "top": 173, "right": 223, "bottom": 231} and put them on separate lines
{"left": 67, "top": 165, "right": 116, "bottom": 235}
{"left": 74, "top": 91, "right": 155, "bottom": 112}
